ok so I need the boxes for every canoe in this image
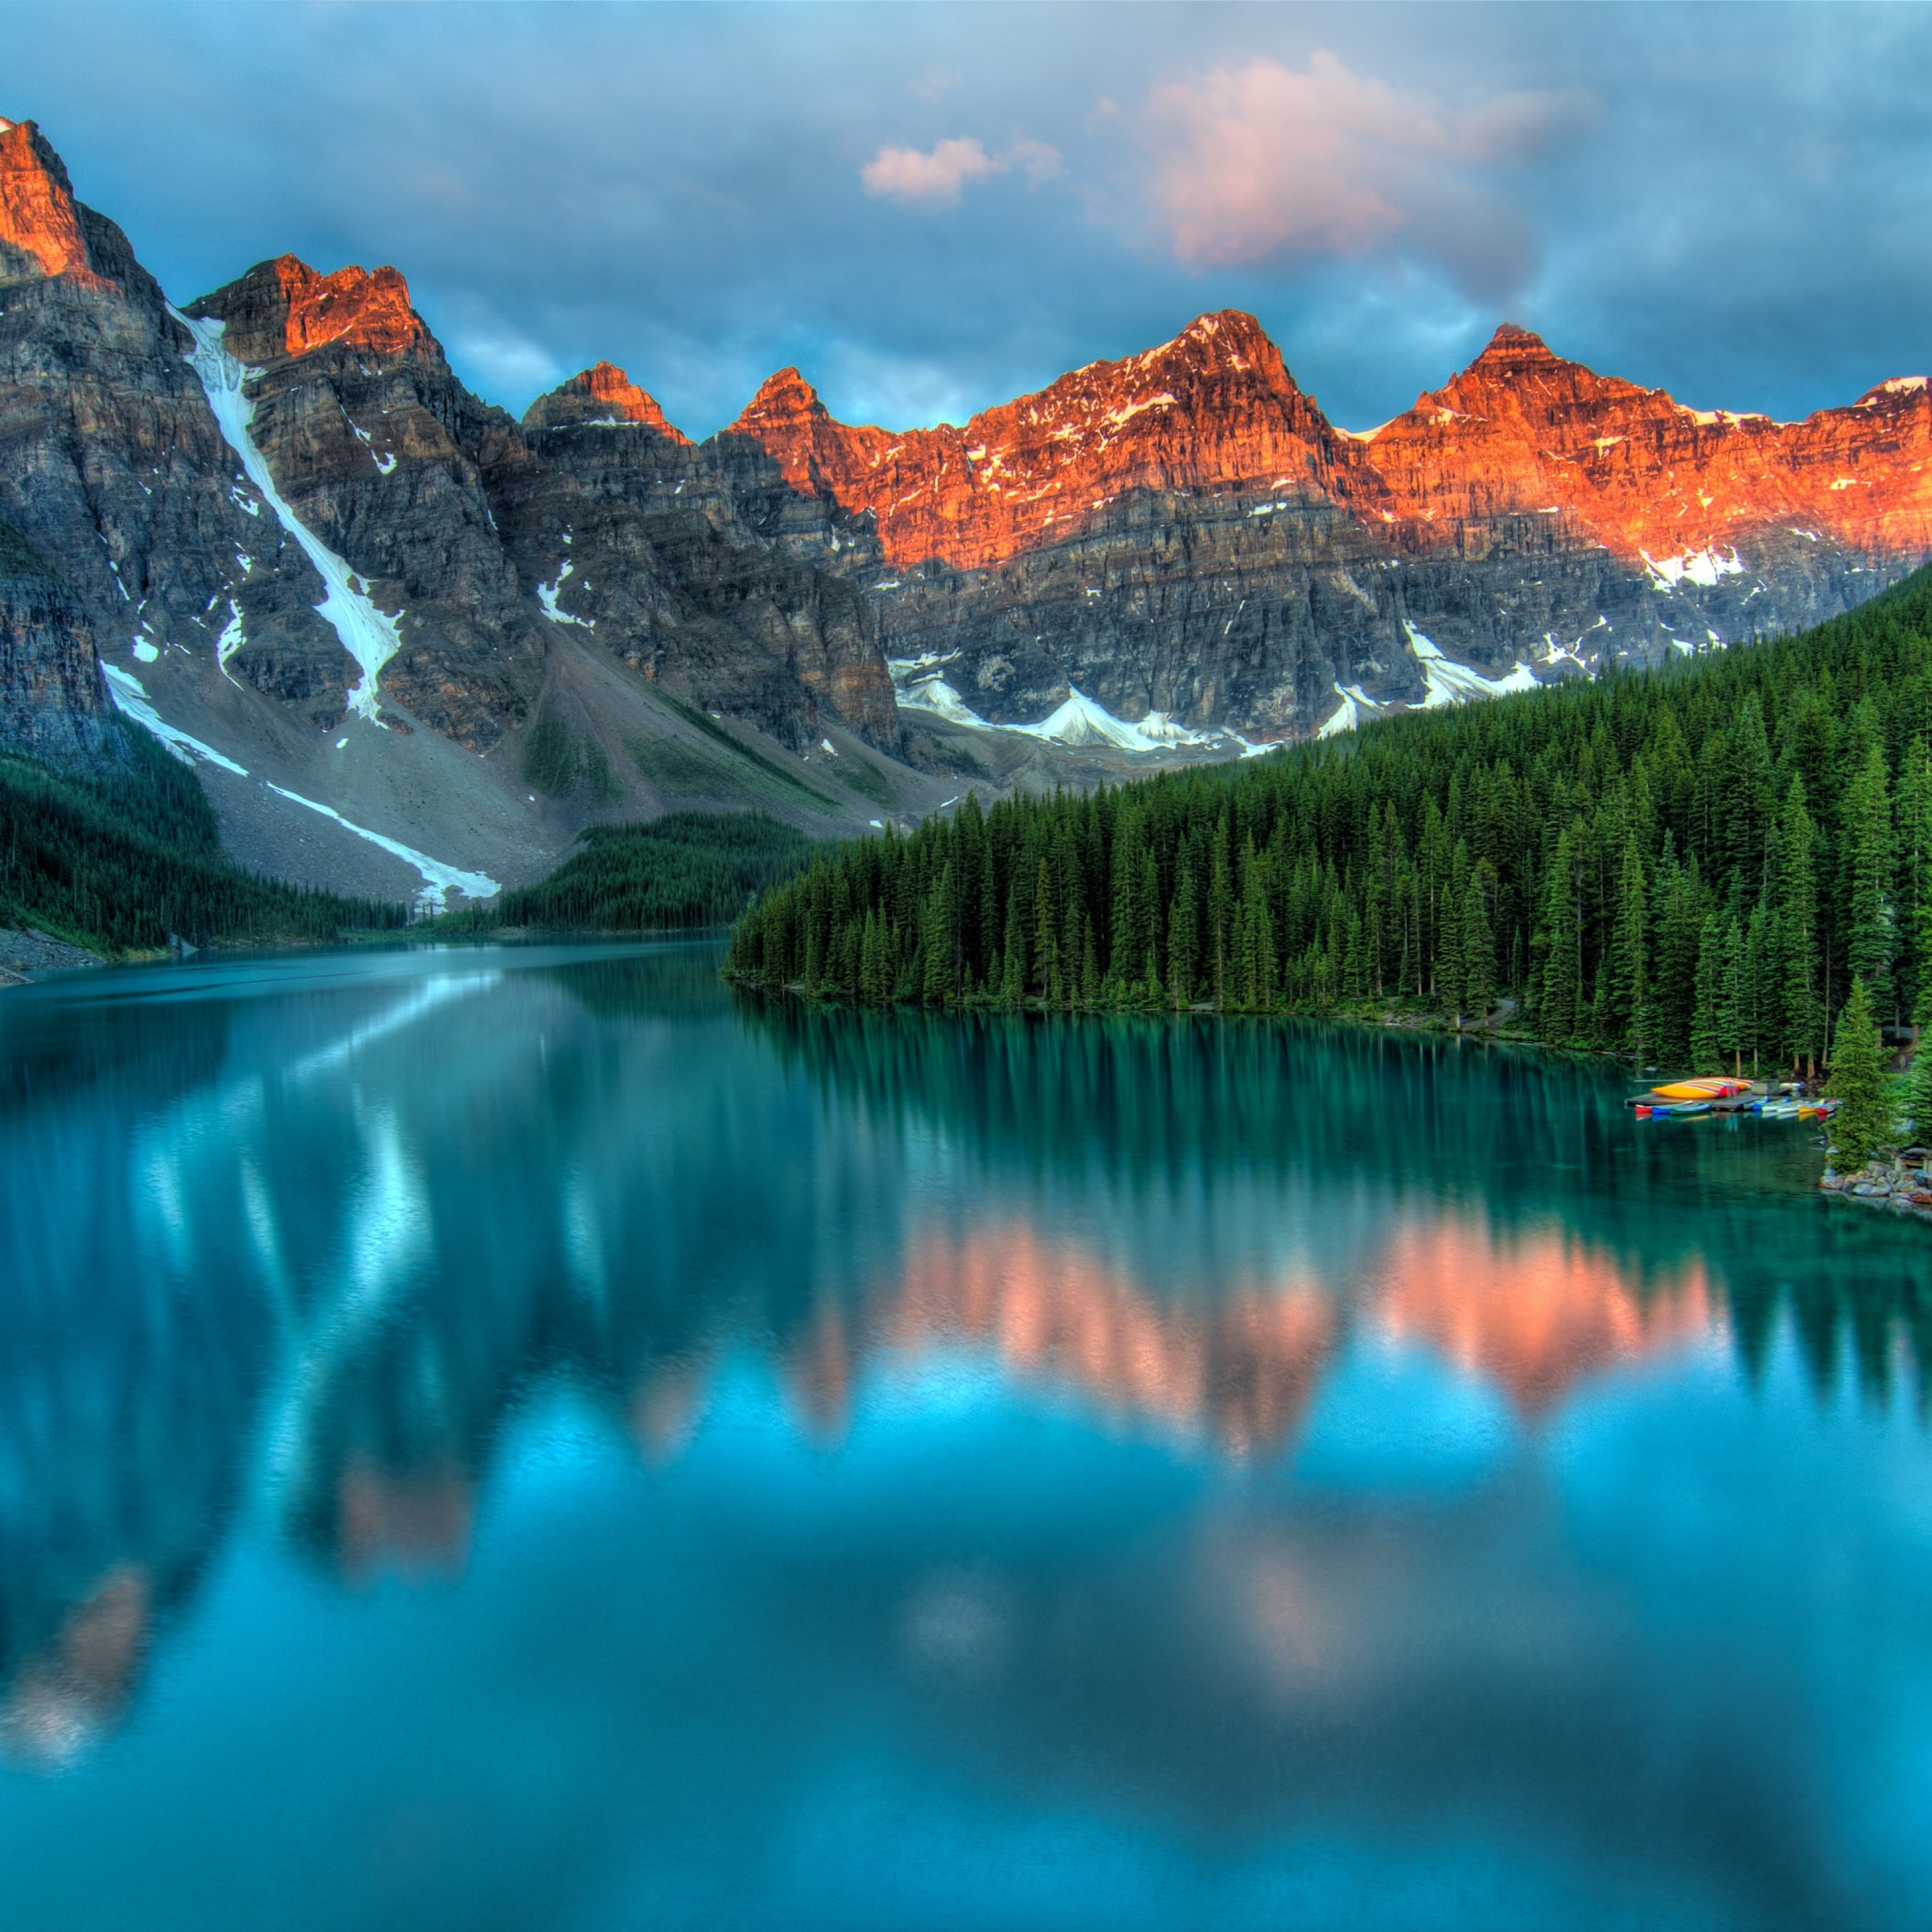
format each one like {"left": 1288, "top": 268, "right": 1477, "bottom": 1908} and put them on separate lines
{"left": 1649, "top": 1078, "right": 1752, "bottom": 1102}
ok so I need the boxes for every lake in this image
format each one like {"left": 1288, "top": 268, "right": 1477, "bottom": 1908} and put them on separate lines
{"left": 0, "top": 940, "right": 1928, "bottom": 1931}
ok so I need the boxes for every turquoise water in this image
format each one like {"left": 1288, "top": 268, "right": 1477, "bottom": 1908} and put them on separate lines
{"left": 1, "top": 940, "right": 1929, "bottom": 1931}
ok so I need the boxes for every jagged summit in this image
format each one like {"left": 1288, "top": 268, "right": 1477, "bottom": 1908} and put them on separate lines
{"left": 1471, "top": 321, "right": 1559, "bottom": 366}
{"left": 523, "top": 361, "right": 688, "bottom": 439}
{"left": 730, "top": 367, "right": 831, "bottom": 434}
{"left": 1857, "top": 374, "right": 1931, "bottom": 410}
{"left": 0, "top": 117, "right": 98, "bottom": 283}
{"left": 717, "top": 308, "right": 1341, "bottom": 570}
{"left": 1150, "top": 308, "right": 1282, "bottom": 372}
{"left": 189, "top": 255, "right": 430, "bottom": 366}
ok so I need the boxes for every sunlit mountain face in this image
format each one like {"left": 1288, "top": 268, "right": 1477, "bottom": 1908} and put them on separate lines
{"left": 8, "top": 104, "right": 1931, "bottom": 880}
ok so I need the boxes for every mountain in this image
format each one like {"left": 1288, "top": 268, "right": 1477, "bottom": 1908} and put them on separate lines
{"left": 0, "top": 117, "right": 942, "bottom": 909}
{"left": 0, "top": 113, "right": 1927, "bottom": 913}
{"left": 709, "top": 310, "right": 1931, "bottom": 739}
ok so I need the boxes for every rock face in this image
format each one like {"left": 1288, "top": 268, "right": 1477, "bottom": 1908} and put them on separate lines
{"left": 0, "top": 517, "right": 112, "bottom": 763}
{"left": 513, "top": 379, "right": 899, "bottom": 749}
{"left": 3, "top": 109, "right": 1929, "bottom": 897}
{"left": 730, "top": 312, "right": 1352, "bottom": 573}
{"left": 176, "top": 264, "right": 904, "bottom": 756}
{"left": 522, "top": 361, "right": 689, "bottom": 440}
{"left": 186, "top": 254, "right": 549, "bottom": 748}
{"left": 0, "top": 119, "right": 348, "bottom": 739}
{"left": 708, "top": 312, "right": 1932, "bottom": 734}
{"left": 0, "top": 118, "right": 921, "bottom": 904}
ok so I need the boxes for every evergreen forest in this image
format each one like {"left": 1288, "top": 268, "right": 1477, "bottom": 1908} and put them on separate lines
{"left": 726, "top": 566, "right": 1932, "bottom": 1077}
{"left": 437, "top": 811, "right": 815, "bottom": 933}
{"left": 0, "top": 728, "right": 406, "bottom": 954}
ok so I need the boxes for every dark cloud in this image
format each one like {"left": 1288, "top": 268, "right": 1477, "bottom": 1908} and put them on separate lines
{"left": 2, "top": 3, "right": 1927, "bottom": 435}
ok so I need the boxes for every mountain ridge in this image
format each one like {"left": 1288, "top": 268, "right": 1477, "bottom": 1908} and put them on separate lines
{"left": 1, "top": 111, "right": 1927, "bottom": 911}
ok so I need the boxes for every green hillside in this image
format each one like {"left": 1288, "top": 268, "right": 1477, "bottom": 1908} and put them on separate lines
{"left": 0, "top": 727, "right": 406, "bottom": 954}
{"left": 727, "top": 566, "right": 1932, "bottom": 1075}
{"left": 438, "top": 811, "right": 815, "bottom": 933}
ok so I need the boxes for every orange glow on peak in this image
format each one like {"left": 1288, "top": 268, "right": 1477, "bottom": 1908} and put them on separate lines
{"left": 269, "top": 255, "right": 427, "bottom": 360}
{"left": 0, "top": 118, "right": 98, "bottom": 284}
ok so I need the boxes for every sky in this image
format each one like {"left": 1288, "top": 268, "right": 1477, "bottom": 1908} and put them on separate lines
{"left": 5, "top": 2, "right": 1930, "bottom": 438}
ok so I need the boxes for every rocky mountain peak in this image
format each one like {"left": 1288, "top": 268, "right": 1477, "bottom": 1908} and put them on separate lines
{"left": 1415, "top": 322, "right": 1655, "bottom": 433}
{"left": 189, "top": 255, "right": 430, "bottom": 367}
{"left": 0, "top": 118, "right": 100, "bottom": 285}
{"left": 522, "top": 361, "right": 690, "bottom": 440}
{"left": 1855, "top": 374, "right": 1931, "bottom": 413}
{"left": 1161, "top": 308, "right": 1284, "bottom": 376}
{"left": 1470, "top": 322, "right": 1560, "bottom": 372}
{"left": 730, "top": 368, "right": 829, "bottom": 436}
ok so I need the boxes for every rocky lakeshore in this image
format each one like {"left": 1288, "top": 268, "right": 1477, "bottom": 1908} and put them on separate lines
{"left": 1818, "top": 1151, "right": 1932, "bottom": 1218}
{"left": 0, "top": 925, "right": 102, "bottom": 984}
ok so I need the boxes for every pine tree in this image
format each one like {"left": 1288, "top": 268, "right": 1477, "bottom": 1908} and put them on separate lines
{"left": 1776, "top": 779, "right": 1823, "bottom": 1077}
{"left": 1690, "top": 912, "right": 1726, "bottom": 1073}
{"left": 1032, "top": 856, "right": 1057, "bottom": 1003}
{"left": 1167, "top": 854, "right": 1198, "bottom": 1008}
{"left": 1208, "top": 813, "right": 1233, "bottom": 1009}
{"left": 1000, "top": 887, "right": 1026, "bottom": 1007}
{"left": 1653, "top": 849, "right": 1701, "bottom": 1068}
{"left": 1905, "top": 905, "right": 1932, "bottom": 1144}
{"left": 1539, "top": 820, "right": 1584, "bottom": 1046}
{"left": 1742, "top": 901, "right": 1771, "bottom": 1077}
{"left": 1608, "top": 833, "right": 1647, "bottom": 1059}
{"left": 1824, "top": 977, "right": 1893, "bottom": 1171}
{"left": 1463, "top": 869, "right": 1498, "bottom": 1027}
{"left": 1843, "top": 737, "right": 1895, "bottom": 1019}
{"left": 1438, "top": 880, "right": 1466, "bottom": 1025}
{"left": 1895, "top": 735, "right": 1932, "bottom": 1021}
{"left": 1902, "top": 1030, "right": 1932, "bottom": 1148}
{"left": 1138, "top": 845, "right": 1162, "bottom": 991}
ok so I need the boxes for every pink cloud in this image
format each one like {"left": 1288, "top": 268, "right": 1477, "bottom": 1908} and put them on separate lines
{"left": 862, "top": 137, "right": 1001, "bottom": 207}
{"left": 860, "top": 135, "right": 1065, "bottom": 209}
{"left": 1143, "top": 52, "right": 1592, "bottom": 294}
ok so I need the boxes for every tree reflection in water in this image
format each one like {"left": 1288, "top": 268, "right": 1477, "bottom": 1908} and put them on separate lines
{"left": 0, "top": 944, "right": 1924, "bottom": 1768}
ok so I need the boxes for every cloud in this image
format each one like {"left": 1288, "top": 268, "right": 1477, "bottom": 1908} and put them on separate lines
{"left": 444, "top": 327, "right": 562, "bottom": 406}
{"left": 862, "top": 137, "right": 1001, "bottom": 207}
{"left": 1009, "top": 138, "right": 1065, "bottom": 185}
{"left": 1142, "top": 52, "right": 1593, "bottom": 298}
{"left": 911, "top": 64, "right": 962, "bottom": 102}
{"left": 860, "top": 135, "right": 1064, "bottom": 208}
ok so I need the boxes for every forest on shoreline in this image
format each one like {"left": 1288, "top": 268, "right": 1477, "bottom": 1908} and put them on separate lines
{"left": 0, "top": 727, "right": 406, "bottom": 956}
{"left": 726, "top": 566, "right": 1932, "bottom": 1081}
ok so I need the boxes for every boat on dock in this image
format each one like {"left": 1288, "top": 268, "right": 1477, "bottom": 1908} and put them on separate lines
{"left": 1628, "top": 1077, "right": 1833, "bottom": 1121}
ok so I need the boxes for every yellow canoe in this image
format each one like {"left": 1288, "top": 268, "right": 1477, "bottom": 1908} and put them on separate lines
{"left": 1649, "top": 1078, "right": 1752, "bottom": 1101}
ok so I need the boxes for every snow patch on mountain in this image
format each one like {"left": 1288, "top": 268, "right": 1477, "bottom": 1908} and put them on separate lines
{"left": 216, "top": 600, "right": 245, "bottom": 680}
{"left": 1404, "top": 623, "right": 1540, "bottom": 708}
{"left": 103, "top": 663, "right": 249, "bottom": 774}
{"left": 895, "top": 673, "right": 991, "bottom": 728}
{"left": 173, "top": 308, "right": 403, "bottom": 723}
{"left": 892, "top": 660, "right": 1226, "bottom": 753}
{"left": 537, "top": 560, "right": 593, "bottom": 627}
{"left": 1317, "top": 681, "right": 1387, "bottom": 739}
{"left": 264, "top": 784, "right": 499, "bottom": 909}
{"left": 1640, "top": 546, "right": 1745, "bottom": 592}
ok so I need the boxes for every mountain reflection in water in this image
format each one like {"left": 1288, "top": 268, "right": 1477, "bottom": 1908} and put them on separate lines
{"left": 0, "top": 943, "right": 1927, "bottom": 1932}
